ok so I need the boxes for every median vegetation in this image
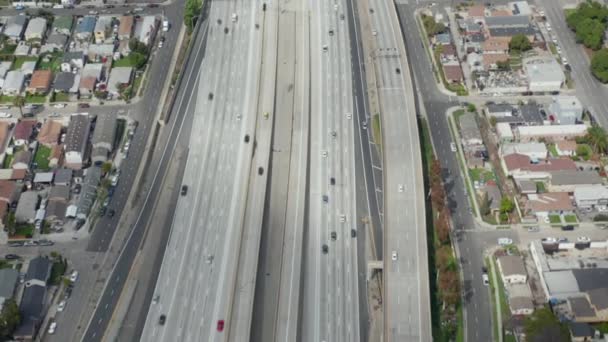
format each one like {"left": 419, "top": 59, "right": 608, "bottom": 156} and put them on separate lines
{"left": 184, "top": 0, "right": 203, "bottom": 33}
{"left": 419, "top": 117, "right": 463, "bottom": 341}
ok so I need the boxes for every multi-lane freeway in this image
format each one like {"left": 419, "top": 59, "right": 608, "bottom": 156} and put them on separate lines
{"left": 141, "top": 1, "right": 263, "bottom": 340}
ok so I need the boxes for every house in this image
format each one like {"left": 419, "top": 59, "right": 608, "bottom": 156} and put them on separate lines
{"left": 91, "top": 112, "right": 117, "bottom": 165}
{"left": 586, "top": 288, "right": 608, "bottom": 322}
{"left": 548, "top": 170, "right": 603, "bottom": 193}
{"left": 463, "top": 19, "right": 483, "bottom": 36}
{"left": 4, "top": 16, "right": 27, "bottom": 42}
{"left": 525, "top": 192, "right": 574, "bottom": 218}
{"left": 435, "top": 32, "right": 451, "bottom": 45}
{"left": 524, "top": 57, "right": 565, "bottom": 93}
{"left": 20, "top": 61, "right": 36, "bottom": 76}
{"left": 45, "top": 200, "right": 67, "bottom": 224}
{"left": 467, "top": 52, "right": 484, "bottom": 72}
{"left": 502, "top": 153, "right": 577, "bottom": 179}
{"left": 33, "top": 172, "right": 53, "bottom": 184}
{"left": 443, "top": 63, "right": 464, "bottom": 83}
{"left": 15, "top": 191, "right": 39, "bottom": 223}
{"left": 483, "top": 180, "right": 502, "bottom": 213}
{"left": 2, "top": 70, "right": 25, "bottom": 96}
{"left": 569, "top": 322, "right": 596, "bottom": 342}
{"left": 53, "top": 168, "right": 72, "bottom": 186}
{"left": 49, "top": 145, "right": 63, "bottom": 168}
{"left": 0, "top": 180, "right": 18, "bottom": 206}
{"left": 0, "top": 62, "right": 10, "bottom": 88}
{"left": 135, "top": 16, "right": 157, "bottom": 45}
{"left": 87, "top": 44, "right": 115, "bottom": 61}
{"left": 0, "top": 121, "right": 10, "bottom": 154}
{"left": 555, "top": 140, "right": 577, "bottom": 157}
{"left": 496, "top": 122, "right": 514, "bottom": 143}
{"left": 61, "top": 51, "right": 85, "bottom": 72}
{"left": 24, "top": 17, "right": 47, "bottom": 41}
{"left": 14, "top": 256, "right": 51, "bottom": 341}
{"left": 459, "top": 112, "right": 483, "bottom": 146}
{"left": 107, "top": 67, "right": 133, "bottom": 97}
{"left": 467, "top": 4, "right": 486, "bottom": 19}
{"left": 514, "top": 125, "right": 588, "bottom": 143}
{"left": 79, "top": 63, "right": 104, "bottom": 97}
{"left": 118, "top": 16, "right": 134, "bottom": 40}
{"left": 94, "top": 16, "right": 113, "bottom": 44}
{"left": 510, "top": 1, "right": 532, "bottom": 16}
{"left": 53, "top": 72, "right": 80, "bottom": 93}
{"left": 439, "top": 44, "right": 457, "bottom": 59}
{"left": 52, "top": 16, "right": 73, "bottom": 35}
{"left": 486, "top": 103, "right": 516, "bottom": 117}
{"left": 506, "top": 283, "right": 534, "bottom": 315}
{"left": 37, "top": 120, "right": 63, "bottom": 146}
{"left": 26, "top": 70, "right": 52, "bottom": 95}
{"left": 48, "top": 185, "right": 69, "bottom": 202}
{"left": 42, "top": 33, "right": 68, "bottom": 53}
{"left": 12, "top": 150, "right": 31, "bottom": 170}
{"left": 76, "top": 166, "right": 101, "bottom": 219}
{"left": 574, "top": 186, "right": 608, "bottom": 209}
{"left": 547, "top": 96, "right": 583, "bottom": 125}
{"left": 13, "top": 120, "right": 36, "bottom": 146}
{"left": 482, "top": 37, "right": 509, "bottom": 54}
{"left": 0, "top": 268, "right": 19, "bottom": 308}
{"left": 485, "top": 15, "right": 530, "bottom": 29}
{"left": 501, "top": 142, "right": 547, "bottom": 161}
{"left": 75, "top": 16, "right": 96, "bottom": 40}
{"left": 64, "top": 114, "right": 90, "bottom": 170}
{"left": 497, "top": 255, "right": 528, "bottom": 284}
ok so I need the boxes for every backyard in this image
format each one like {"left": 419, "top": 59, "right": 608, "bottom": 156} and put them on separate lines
{"left": 34, "top": 145, "right": 51, "bottom": 171}
{"left": 11, "top": 56, "right": 38, "bottom": 70}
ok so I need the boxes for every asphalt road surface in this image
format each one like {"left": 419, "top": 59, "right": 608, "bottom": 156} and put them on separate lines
{"left": 140, "top": 1, "right": 263, "bottom": 341}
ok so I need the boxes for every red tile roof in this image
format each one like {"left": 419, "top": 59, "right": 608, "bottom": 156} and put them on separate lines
{"left": 443, "top": 64, "right": 464, "bottom": 82}
{"left": 526, "top": 192, "right": 574, "bottom": 212}
{"left": 504, "top": 153, "right": 577, "bottom": 172}
{"left": 468, "top": 5, "right": 485, "bottom": 17}
{"left": 0, "top": 180, "right": 16, "bottom": 203}
{"left": 556, "top": 140, "right": 577, "bottom": 152}
{"left": 441, "top": 44, "right": 457, "bottom": 57}
{"left": 28, "top": 70, "right": 52, "bottom": 92}
{"left": 13, "top": 120, "right": 36, "bottom": 140}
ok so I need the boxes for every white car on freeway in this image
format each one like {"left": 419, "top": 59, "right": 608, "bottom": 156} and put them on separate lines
{"left": 57, "top": 300, "right": 66, "bottom": 312}
{"left": 498, "top": 237, "right": 513, "bottom": 246}
{"left": 391, "top": 251, "right": 398, "bottom": 261}
{"left": 450, "top": 142, "right": 457, "bottom": 152}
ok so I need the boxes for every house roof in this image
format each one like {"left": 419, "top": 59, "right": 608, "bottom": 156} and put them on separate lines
{"left": 77, "top": 16, "right": 96, "bottom": 34}
{"left": 92, "top": 112, "right": 117, "bottom": 148}
{"left": 569, "top": 296, "right": 596, "bottom": 318}
{"left": 587, "top": 287, "right": 608, "bottom": 311}
{"left": 443, "top": 64, "right": 463, "bottom": 81}
{"left": 29, "top": 70, "right": 52, "bottom": 90}
{"left": 509, "top": 296, "right": 533, "bottom": 311}
{"left": 0, "top": 268, "right": 18, "bottom": 299}
{"left": 45, "top": 33, "right": 68, "bottom": 47}
{"left": 526, "top": 192, "right": 574, "bottom": 212}
{"left": 118, "top": 16, "right": 134, "bottom": 36}
{"left": 525, "top": 57, "right": 565, "bottom": 85}
{"left": 504, "top": 153, "right": 577, "bottom": 172}
{"left": 63, "top": 51, "right": 84, "bottom": 63}
{"left": 13, "top": 120, "right": 36, "bottom": 140}
{"left": 489, "top": 25, "right": 536, "bottom": 37}
{"left": 519, "top": 102, "right": 545, "bottom": 124}
{"left": 65, "top": 114, "right": 90, "bottom": 153}
{"left": 459, "top": 112, "right": 482, "bottom": 142}
{"left": 484, "top": 184, "right": 502, "bottom": 209}
{"left": 501, "top": 142, "right": 547, "bottom": 158}
{"left": 482, "top": 37, "right": 509, "bottom": 52}
{"left": 76, "top": 166, "right": 101, "bottom": 217}
{"left": 497, "top": 255, "right": 527, "bottom": 277}
{"left": 18, "top": 285, "right": 45, "bottom": 335}
{"left": 569, "top": 322, "right": 595, "bottom": 338}
{"left": 49, "top": 185, "right": 69, "bottom": 201}
{"left": 574, "top": 186, "right": 608, "bottom": 202}
{"left": 485, "top": 15, "right": 530, "bottom": 28}
{"left": 556, "top": 140, "right": 577, "bottom": 152}
{"left": 50, "top": 144, "right": 62, "bottom": 163}
{"left": 54, "top": 72, "right": 76, "bottom": 92}
{"left": 516, "top": 124, "right": 588, "bottom": 138}
{"left": 4, "top": 15, "right": 26, "bottom": 38}
{"left": 0, "top": 180, "right": 16, "bottom": 202}
{"left": 94, "top": 16, "right": 112, "bottom": 33}
{"left": 107, "top": 67, "right": 133, "bottom": 93}
{"left": 79, "top": 76, "right": 97, "bottom": 91}
{"left": 487, "top": 103, "right": 515, "bottom": 114}
{"left": 24, "top": 17, "right": 46, "bottom": 38}
{"left": 468, "top": 4, "right": 485, "bottom": 17}
{"left": 550, "top": 170, "right": 602, "bottom": 186}
{"left": 4, "top": 70, "right": 24, "bottom": 91}
{"left": 435, "top": 32, "right": 451, "bottom": 45}
{"left": 38, "top": 119, "right": 63, "bottom": 145}
{"left": 20, "top": 61, "right": 36, "bottom": 76}
{"left": 469, "top": 32, "right": 486, "bottom": 42}
{"left": 53, "top": 168, "right": 72, "bottom": 184}
{"left": 45, "top": 200, "right": 67, "bottom": 220}
{"left": 81, "top": 63, "right": 103, "bottom": 79}
{"left": 11, "top": 169, "right": 26, "bottom": 180}
{"left": 25, "top": 256, "right": 51, "bottom": 283}
{"left": 441, "top": 44, "right": 456, "bottom": 56}
{"left": 33, "top": 172, "right": 53, "bottom": 183}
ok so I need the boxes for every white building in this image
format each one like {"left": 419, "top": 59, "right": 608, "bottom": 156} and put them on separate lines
{"left": 524, "top": 57, "right": 565, "bottom": 93}
{"left": 574, "top": 186, "right": 608, "bottom": 209}
{"left": 501, "top": 142, "right": 547, "bottom": 161}
{"left": 497, "top": 255, "right": 528, "bottom": 284}
{"left": 548, "top": 96, "right": 583, "bottom": 125}
{"left": 2, "top": 71, "right": 25, "bottom": 96}
{"left": 496, "top": 122, "right": 514, "bottom": 143}
{"left": 515, "top": 124, "right": 587, "bottom": 142}
{"left": 24, "top": 17, "right": 47, "bottom": 41}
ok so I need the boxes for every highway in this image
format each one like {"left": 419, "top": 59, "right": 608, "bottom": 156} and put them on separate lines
{"left": 365, "top": 0, "right": 431, "bottom": 341}
{"left": 140, "top": 0, "right": 263, "bottom": 340}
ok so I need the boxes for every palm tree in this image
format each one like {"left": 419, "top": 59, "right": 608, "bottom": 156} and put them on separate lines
{"left": 12, "top": 96, "right": 25, "bottom": 117}
{"left": 586, "top": 126, "right": 608, "bottom": 155}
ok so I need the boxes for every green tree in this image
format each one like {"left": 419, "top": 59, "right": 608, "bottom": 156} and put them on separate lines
{"left": 500, "top": 197, "right": 514, "bottom": 214}
{"left": 101, "top": 162, "right": 113, "bottom": 174}
{"left": 524, "top": 307, "right": 570, "bottom": 342}
{"left": 128, "top": 52, "right": 147, "bottom": 70}
{"left": 509, "top": 34, "right": 532, "bottom": 52}
{"left": 12, "top": 96, "right": 25, "bottom": 117}
{"left": 422, "top": 15, "right": 446, "bottom": 36}
{"left": 586, "top": 126, "right": 608, "bottom": 154}
{"left": 0, "top": 299, "right": 20, "bottom": 339}
{"left": 184, "top": 0, "right": 202, "bottom": 33}
{"left": 128, "top": 38, "right": 149, "bottom": 55}
{"left": 495, "top": 60, "right": 511, "bottom": 71}
{"left": 591, "top": 49, "right": 608, "bottom": 83}
{"left": 575, "top": 18, "right": 605, "bottom": 50}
